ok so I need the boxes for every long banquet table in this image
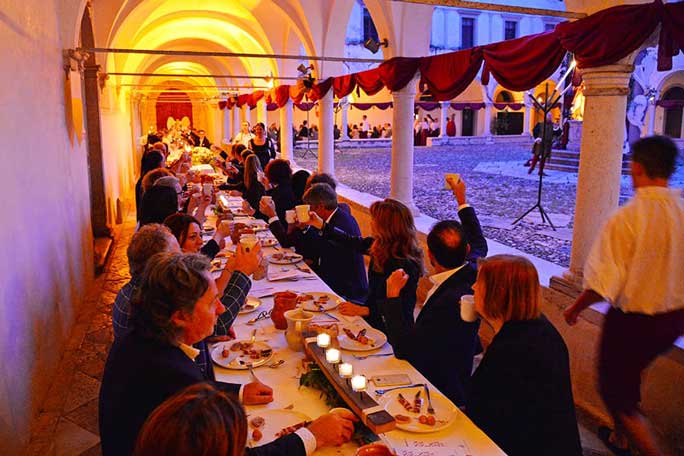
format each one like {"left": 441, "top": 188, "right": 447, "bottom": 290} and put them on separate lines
{"left": 207, "top": 201, "right": 506, "bottom": 456}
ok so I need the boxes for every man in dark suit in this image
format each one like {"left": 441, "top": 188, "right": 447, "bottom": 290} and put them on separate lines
{"left": 99, "top": 252, "right": 356, "bottom": 456}
{"left": 261, "top": 183, "right": 368, "bottom": 302}
{"left": 382, "top": 176, "right": 487, "bottom": 407}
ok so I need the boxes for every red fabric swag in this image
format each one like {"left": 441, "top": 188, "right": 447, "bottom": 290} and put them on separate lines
{"left": 218, "top": 101, "right": 227, "bottom": 110}
{"left": 556, "top": 2, "right": 659, "bottom": 69}
{"left": 272, "top": 85, "right": 291, "bottom": 108}
{"left": 333, "top": 74, "right": 355, "bottom": 99}
{"left": 379, "top": 57, "right": 420, "bottom": 92}
{"left": 309, "top": 77, "right": 334, "bottom": 101}
{"left": 482, "top": 30, "right": 566, "bottom": 91}
{"left": 354, "top": 67, "right": 385, "bottom": 96}
{"left": 658, "top": 2, "right": 684, "bottom": 71}
{"left": 237, "top": 94, "right": 250, "bottom": 108}
{"left": 249, "top": 91, "right": 264, "bottom": 108}
{"left": 419, "top": 48, "right": 483, "bottom": 101}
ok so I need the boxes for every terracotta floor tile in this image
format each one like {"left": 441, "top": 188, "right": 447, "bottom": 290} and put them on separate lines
{"left": 62, "top": 372, "right": 101, "bottom": 415}
{"left": 53, "top": 418, "right": 99, "bottom": 456}
{"left": 65, "top": 399, "right": 100, "bottom": 436}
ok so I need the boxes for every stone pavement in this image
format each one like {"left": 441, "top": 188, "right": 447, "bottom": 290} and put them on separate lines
{"left": 24, "top": 214, "right": 613, "bottom": 456}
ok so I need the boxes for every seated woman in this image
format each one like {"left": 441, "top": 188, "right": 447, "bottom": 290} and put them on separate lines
{"left": 134, "top": 383, "right": 247, "bottom": 456}
{"left": 139, "top": 186, "right": 178, "bottom": 227}
{"left": 306, "top": 198, "right": 423, "bottom": 335}
{"left": 264, "top": 159, "right": 296, "bottom": 224}
{"left": 467, "top": 255, "right": 582, "bottom": 456}
{"left": 163, "top": 213, "right": 229, "bottom": 260}
{"left": 292, "top": 169, "right": 311, "bottom": 205}
{"left": 136, "top": 151, "right": 165, "bottom": 221}
{"left": 235, "top": 154, "right": 266, "bottom": 218}
{"left": 219, "top": 144, "right": 247, "bottom": 192}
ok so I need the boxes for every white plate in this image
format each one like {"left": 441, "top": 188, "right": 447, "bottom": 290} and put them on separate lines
{"left": 379, "top": 387, "right": 457, "bottom": 433}
{"left": 269, "top": 253, "right": 304, "bottom": 264}
{"left": 247, "top": 409, "right": 311, "bottom": 447}
{"left": 260, "top": 238, "right": 278, "bottom": 247}
{"left": 211, "top": 340, "right": 274, "bottom": 369}
{"left": 297, "top": 292, "right": 341, "bottom": 312}
{"left": 337, "top": 326, "right": 387, "bottom": 352}
{"left": 240, "top": 296, "right": 262, "bottom": 314}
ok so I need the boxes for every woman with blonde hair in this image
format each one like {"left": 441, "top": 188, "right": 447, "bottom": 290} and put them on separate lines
{"left": 134, "top": 382, "right": 247, "bottom": 456}
{"left": 307, "top": 198, "right": 423, "bottom": 335}
{"left": 467, "top": 255, "right": 581, "bottom": 456}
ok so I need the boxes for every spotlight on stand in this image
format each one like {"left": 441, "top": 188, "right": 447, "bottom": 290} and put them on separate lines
{"left": 363, "top": 38, "right": 389, "bottom": 54}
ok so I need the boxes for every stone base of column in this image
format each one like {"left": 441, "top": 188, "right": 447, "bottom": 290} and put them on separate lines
{"left": 549, "top": 269, "right": 583, "bottom": 298}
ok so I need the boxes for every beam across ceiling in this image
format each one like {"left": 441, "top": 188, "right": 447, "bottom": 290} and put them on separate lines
{"left": 391, "top": 0, "right": 586, "bottom": 19}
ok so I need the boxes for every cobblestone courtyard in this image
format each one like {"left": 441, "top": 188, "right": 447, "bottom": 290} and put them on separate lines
{"left": 297, "top": 144, "right": 684, "bottom": 267}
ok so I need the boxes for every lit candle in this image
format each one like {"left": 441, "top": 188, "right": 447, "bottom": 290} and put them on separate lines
{"left": 351, "top": 375, "right": 367, "bottom": 392}
{"left": 325, "top": 348, "right": 341, "bottom": 364}
{"left": 317, "top": 333, "right": 331, "bottom": 349}
{"left": 339, "top": 363, "right": 353, "bottom": 378}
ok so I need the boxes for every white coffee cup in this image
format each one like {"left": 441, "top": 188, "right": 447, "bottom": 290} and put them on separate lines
{"left": 219, "top": 219, "right": 232, "bottom": 232}
{"left": 261, "top": 195, "right": 273, "bottom": 205}
{"left": 460, "top": 294, "right": 478, "bottom": 322}
{"left": 285, "top": 210, "right": 297, "bottom": 224}
{"left": 203, "top": 183, "right": 213, "bottom": 196}
{"left": 295, "top": 204, "right": 310, "bottom": 223}
{"left": 239, "top": 234, "right": 259, "bottom": 252}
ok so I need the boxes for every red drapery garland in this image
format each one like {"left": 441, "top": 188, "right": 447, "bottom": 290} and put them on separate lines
{"left": 218, "top": 1, "right": 684, "bottom": 111}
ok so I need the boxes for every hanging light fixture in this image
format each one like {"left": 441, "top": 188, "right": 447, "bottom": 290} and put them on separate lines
{"left": 363, "top": 38, "right": 389, "bottom": 54}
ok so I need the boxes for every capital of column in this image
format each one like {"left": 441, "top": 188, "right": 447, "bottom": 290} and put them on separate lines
{"left": 580, "top": 64, "right": 634, "bottom": 97}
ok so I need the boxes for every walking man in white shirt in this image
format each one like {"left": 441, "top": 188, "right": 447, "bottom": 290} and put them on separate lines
{"left": 564, "top": 135, "right": 684, "bottom": 456}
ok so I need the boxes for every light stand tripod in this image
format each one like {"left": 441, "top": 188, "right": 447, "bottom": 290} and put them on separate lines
{"left": 300, "top": 99, "right": 318, "bottom": 160}
{"left": 512, "top": 83, "right": 561, "bottom": 231}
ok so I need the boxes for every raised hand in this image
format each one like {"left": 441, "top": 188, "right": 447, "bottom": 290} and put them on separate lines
{"left": 386, "top": 268, "right": 409, "bottom": 298}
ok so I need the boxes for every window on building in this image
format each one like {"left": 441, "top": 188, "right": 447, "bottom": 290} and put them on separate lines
{"left": 363, "top": 7, "right": 379, "bottom": 43}
{"left": 504, "top": 20, "right": 518, "bottom": 40}
{"left": 461, "top": 17, "right": 475, "bottom": 49}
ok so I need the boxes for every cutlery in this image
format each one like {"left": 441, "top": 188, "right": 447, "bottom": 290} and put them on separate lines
{"left": 295, "top": 262, "right": 311, "bottom": 273}
{"left": 424, "top": 384, "right": 435, "bottom": 415}
{"left": 268, "top": 360, "right": 285, "bottom": 368}
{"left": 246, "top": 310, "right": 271, "bottom": 325}
{"left": 374, "top": 383, "right": 425, "bottom": 396}
{"left": 250, "top": 329, "right": 257, "bottom": 344}
{"left": 321, "top": 312, "right": 339, "bottom": 321}
{"left": 353, "top": 352, "right": 393, "bottom": 360}
{"left": 414, "top": 390, "right": 422, "bottom": 413}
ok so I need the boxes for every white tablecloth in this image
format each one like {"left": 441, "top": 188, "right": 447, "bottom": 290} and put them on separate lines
{"left": 212, "top": 241, "right": 506, "bottom": 456}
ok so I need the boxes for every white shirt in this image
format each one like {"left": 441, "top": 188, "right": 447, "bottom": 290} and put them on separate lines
{"left": 421, "top": 263, "right": 468, "bottom": 312}
{"left": 233, "top": 132, "right": 254, "bottom": 148}
{"left": 584, "top": 186, "right": 684, "bottom": 314}
{"left": 361, "top": 120, "right": 370, "bottom": 132}
{"left": 179, "top": 343, "right": 317, "bottom": 453}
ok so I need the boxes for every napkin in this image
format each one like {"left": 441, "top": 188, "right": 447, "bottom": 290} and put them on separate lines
{"left": 266, "top": 264, "right": 304, "bottom": 281}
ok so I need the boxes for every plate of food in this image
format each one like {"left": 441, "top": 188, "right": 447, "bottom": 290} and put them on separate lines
{"left": 247, "top": 409, "right": 312, "bottom": 447}
{"left": 337, "top": 326, "right": 387, "bottom": 352}
{"left": 269, "top": 252, "right": 304, "bottom": 264}
{"left": 296, "top": 292, "right": 341, "bottom": 312}
{"left": 378, "top": 386, "right": 457, "bottom": 433}
{"left": 239, "top": 296, "right": 262, "bottom": 314}
{"left": 211, "top": 340, "right": 274, "bottom": 369}
{"left": 260, "top": 238, "right": 278, "bottom": 247}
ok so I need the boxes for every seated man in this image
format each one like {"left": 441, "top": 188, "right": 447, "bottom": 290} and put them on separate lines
{"left": 112, "top": 224, "right": 259, "bottom": 340}
{"left": 383, "top": 177, "right": 487, "bottom": 407}
{"left": 100, "top": 252, "right": 356, "bottom": 456}
{"left": 262, "top": 184, "right": 368, "bottom": 302}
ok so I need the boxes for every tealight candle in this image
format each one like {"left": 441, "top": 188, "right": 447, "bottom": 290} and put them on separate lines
{"left": 325, "top": 348, "right": 341, "bottom": 364}
{"left": 351, "top": 375, "right": 367, "bottom": 392}
{"left": 316, "top": 333, "right": 331, "bottom": 349}
{"left": 339, "top": 363, "right": 353, "bottom": 378}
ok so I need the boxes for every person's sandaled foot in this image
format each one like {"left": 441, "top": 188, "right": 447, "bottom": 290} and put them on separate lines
{"left": 598, "top": 426, "right": 633, "bottom": 456}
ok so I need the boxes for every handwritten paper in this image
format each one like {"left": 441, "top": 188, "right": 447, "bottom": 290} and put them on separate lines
{"left": 393, "top": 439, "right": 474, "bottom": 456}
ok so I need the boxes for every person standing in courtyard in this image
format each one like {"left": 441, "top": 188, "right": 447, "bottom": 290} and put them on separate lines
{"left": 564, "top": 135, "right": 684, "bottom": 456}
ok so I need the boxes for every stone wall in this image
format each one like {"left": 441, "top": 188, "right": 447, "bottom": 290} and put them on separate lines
{"left": 0, "top": 1, "right": 94, "bottom": 453}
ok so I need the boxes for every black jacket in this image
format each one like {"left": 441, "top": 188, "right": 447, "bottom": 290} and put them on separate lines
{"left": 99, "top": 331, "right": 305, "bottom": 456}
{"left": 381, "top": 206, "right": 486, "bottom": 406}
{"left": 266, "top": 183, "right": 297, "bottom": 224}
{"left": 467, "top": 317, "right": 582, "bottom": 456}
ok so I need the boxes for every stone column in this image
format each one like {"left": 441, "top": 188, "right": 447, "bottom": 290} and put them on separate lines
{"left": 242, "top": 106, "right": 252, "bottom": 126}
{"left": 523, "top": 100, "right": 532, "bottom": 135}
{"left": 279, "top": 99, "right": 295, "bottom": 164}
{"left": 390, "top": 73, "right": 420, "bottom": 214}
{"left": 340, "top": 97, "right": 350, "bottom": 140}
{"left": 483, "top": 102, "right": 493, "bottom": 136}
{"left": 553, "top": 64, "right": 633, "bottom": 291}
{"left": 256, "top": 98, "right": 267, "bottom": 126}
{"left": 318, "top": 89, "right": 335, "bottom": 175}
{"left": 83, "top": 64, "right": 111, "bottom": 237}
{"left": 647, "top": 100, "right": 656, "bottom": 136}
{"left": 232, "top": 106, "right": 240, "bottom": 141}
{"left": 439, "top": 101, "right": 448, "bottom": 137}
{"left": 223, "top": 107, "right": 231, "bottom": 143}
